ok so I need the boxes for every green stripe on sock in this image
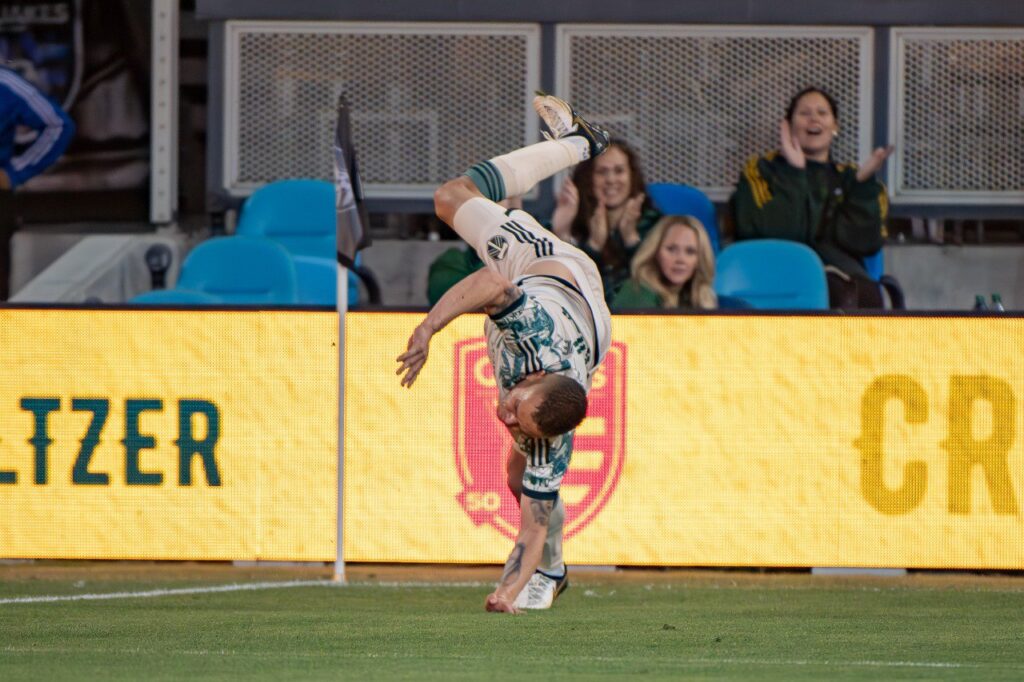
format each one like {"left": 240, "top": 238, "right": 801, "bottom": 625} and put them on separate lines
{"left": 463, "top": 161, "right": 506, "bottom": 202}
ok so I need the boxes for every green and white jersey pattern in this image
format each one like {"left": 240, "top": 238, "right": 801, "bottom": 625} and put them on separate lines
{"left": 485, "top": 275, "right": 597, "bottom": 499}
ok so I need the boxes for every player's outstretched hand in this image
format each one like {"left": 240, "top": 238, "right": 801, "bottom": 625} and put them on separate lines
{"left": 396, "top": 323, "right": 434, "bottom": 388}
{"left": 485, "top": 591, "right": 521, "bottom": 614}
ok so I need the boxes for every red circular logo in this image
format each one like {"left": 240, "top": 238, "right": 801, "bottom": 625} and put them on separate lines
{"left": 453, "top": 339, "right": 626, "bottom": 540}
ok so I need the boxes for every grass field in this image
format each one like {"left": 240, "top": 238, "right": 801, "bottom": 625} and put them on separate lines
{"left": 2, "top": 563, "right": 1024, "bottom": 681}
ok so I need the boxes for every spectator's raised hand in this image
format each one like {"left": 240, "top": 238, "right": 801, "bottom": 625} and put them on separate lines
{"left": 856, "top": 145, "right": 895, "bottom": 182}
{"left": 617, "top": 192, "right": 645, "bottom": 247}
{"left": 587, "top": 199, "right": 609, "bottom": 251}
{"left": 779, "top": 119, "right": 805, "bottom": 170}
{"left": 550, "top": 177, "right": 579, "bottom": 241}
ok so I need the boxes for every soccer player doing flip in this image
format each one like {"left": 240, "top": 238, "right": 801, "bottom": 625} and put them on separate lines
{"left": 395, "top": 94, "right": 613, "bottom": 614}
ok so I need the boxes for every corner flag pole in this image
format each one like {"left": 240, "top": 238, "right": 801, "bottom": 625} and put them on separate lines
{"left": 337, "top": 262, "right": 350, "bottom": 581}
{"left": 334, "top": 246, "right": 347, "bottom": 584}
{"left": 333, "top": 118, "right": 348, "bottom": 585}
{"left": 333, "top": 94, "right": 368, "bottom": 583}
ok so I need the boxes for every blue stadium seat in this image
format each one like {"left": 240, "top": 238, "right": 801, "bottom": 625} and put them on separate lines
{"left": 235, "top": 178, "right": 364, "bottom": 302}
{"left": 717, "top": 294, "right": 753, "bottom": 310}
{"left": 863, "top": 250, "right": 905, "bottom": 309}
{"left": 714, "top": 239, "right": 829, "bottom": 309}
{"left": 646, "top": 182, "right": 720, "bottom": 252}
{"left": 293, "top": 254, "right": 363, "bottom": 306}
{"left": 294, "top": 255, "right": 336, "bottom": 305}
{"left": 130, "top": 289, "right": 223, "bottom": 305}
{"left": 863, "top": 250, "right": 884, "bottom": 281}
{"left": 177, "top": 236, "right": 298, "bottom": 305}
{"left": 235, "top": 179, "right": 335, "bottom": 259}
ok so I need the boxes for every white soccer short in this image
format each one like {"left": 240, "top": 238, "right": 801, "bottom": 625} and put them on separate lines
{"left": 454, "top": 197, "right": 613, "bottom": 499}
{"left": 453, "top": 196, "right": 611, "bottom": 369}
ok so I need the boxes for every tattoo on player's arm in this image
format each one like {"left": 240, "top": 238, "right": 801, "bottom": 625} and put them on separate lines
{"left": 530, "top": 499, "right": 553, "bottom": 526}
{"left": 499, "top": 542, "right": 526, "bottom": 587}
{"left": 483, "top": 283, "right": 522, "bottom": 316}
{"left": 499, "top": 285, "right": 520, "bottom": 307}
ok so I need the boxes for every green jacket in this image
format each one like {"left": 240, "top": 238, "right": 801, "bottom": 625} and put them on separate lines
{"left": 609, "top": 279, "right": 722, "bottom": 311}
{"left": 427, "top": 246, "right": 483, "bottom": 306}
{"left": 611, "top": 280, "right": 665, "bottom": 310}
{"left": 730, "top": 152, "right": 887, "bottom": 278}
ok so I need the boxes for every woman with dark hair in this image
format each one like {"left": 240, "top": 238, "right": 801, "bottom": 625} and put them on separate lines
{"left": 729, "top": 86, "right": 893, "bottom": 309}
{"left": 550, "top": 140, "right": 661, "bottom": 302}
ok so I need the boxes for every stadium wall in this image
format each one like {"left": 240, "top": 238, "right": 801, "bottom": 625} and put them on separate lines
{"left": 200, "top": 1, "right": 1024, "bottom": 221}
{"left": 195, "top": 0, "right": 1024, "bottom": 26}
{"left": 3, "top": 308, "right": 1023, "bottom": 570}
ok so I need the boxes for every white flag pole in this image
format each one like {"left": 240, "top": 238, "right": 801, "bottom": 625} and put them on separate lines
{"left": 334, "top": 260, "right": 347, "bottom": 583}
{"left": 332, "top": 97, "right": 351, "bottom": 584}
{"left": 332, "top": 93, "right": 368, "bottom": 584}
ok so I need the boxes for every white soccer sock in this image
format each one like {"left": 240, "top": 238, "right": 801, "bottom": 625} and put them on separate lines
{"left": 467, "top": 138, "right": 590, "bottom": 201}
{"left": 539, "top": 496, "right": 566, "bottom": 577}
{"left": 493, "top": 138, "right": 589, "bottom": 198}
{"left": 450, "top": 195, "right": 510, "bottom": 258}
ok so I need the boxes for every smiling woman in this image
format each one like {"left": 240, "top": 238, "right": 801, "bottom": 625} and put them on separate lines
{"left": 729, "top": 86, "right": 893, "bottom": 309}
{"left": 549, "top": 140, "right": 662, "bottom": 303}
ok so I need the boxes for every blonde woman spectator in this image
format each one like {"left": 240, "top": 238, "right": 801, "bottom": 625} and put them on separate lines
{"left": 612, "top": 215, "right": 719, "bottom": 310}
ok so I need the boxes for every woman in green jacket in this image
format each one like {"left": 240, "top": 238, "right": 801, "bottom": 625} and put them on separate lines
{"left": 730, "top": 87, "right": 893, "bottom": 309}
{"left": 613, "top": 215, "right": 718, "bottom": 310}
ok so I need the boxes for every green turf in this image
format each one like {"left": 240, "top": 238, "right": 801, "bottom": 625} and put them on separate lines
{"left": 1, "top": 568, "right": 1023, "bottom": 681}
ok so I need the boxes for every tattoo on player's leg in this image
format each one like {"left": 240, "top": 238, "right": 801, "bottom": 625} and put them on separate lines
{"left": 499, "top": 542, "right": 526, "bottom": 587}
{"left": 530, "top": 499, "right": 554, "bottom": 526}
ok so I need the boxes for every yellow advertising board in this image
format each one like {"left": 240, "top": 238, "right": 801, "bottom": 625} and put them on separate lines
{"left": 3, "top": 309, "right": 1023, "bottom": 568}
{"left": 345, "top": 312, "right": 1024, "bottom": 569}
{"left": 0, "top": 309, "right": 337, "bottom": 560}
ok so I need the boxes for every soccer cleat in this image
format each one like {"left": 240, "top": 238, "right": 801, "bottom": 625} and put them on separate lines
{"left": 532, "top": 91, "right": 610, "bottom": 159}
{"left": 512, "top": 569, "right": 570, "bottom": 610}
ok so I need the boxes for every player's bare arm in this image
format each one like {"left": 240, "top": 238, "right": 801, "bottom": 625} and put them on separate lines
{"left": 505, "top": 444, "right": 525, "bottom": 502}
{"left": 396, "top": 267, "right": 521, "bottom": 388}
{"left": 485, "top": 495, "right": 554, "bottom": 613}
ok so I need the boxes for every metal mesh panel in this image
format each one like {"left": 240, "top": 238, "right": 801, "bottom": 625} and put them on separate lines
{"left": 558, "top": 26, "right": 872, "bottom": 200}
{"left": 225, "top": 22, "right": 538, "bottom": 196}
{"left": 892, "top": 29, "right": 1024, "bottom": 203}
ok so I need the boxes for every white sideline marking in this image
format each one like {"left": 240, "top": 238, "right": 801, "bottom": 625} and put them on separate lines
{"left": 706, "top": 658, "right": 970, "bottom": 669}
{"left": 0, "top": 644, "right": 1003, "bottom": 671}
{"left": 0, "top": 580, "right": 493, "bottom": 605}
{"left": 365, "top": 581, "right": 489, "bottom": 588}
{"left": 0, "top": 580, "right": 334, "bottom": 604}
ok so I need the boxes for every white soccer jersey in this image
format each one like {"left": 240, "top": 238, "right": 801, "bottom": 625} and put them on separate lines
{"left": 486, "top": 276, "right": 597, "bottom": 398}
{"left": 453, "top": 196, "right": 613, "bottom": 499}
{"left": 484, "top": 276, "right": 600, "bottom": 499}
